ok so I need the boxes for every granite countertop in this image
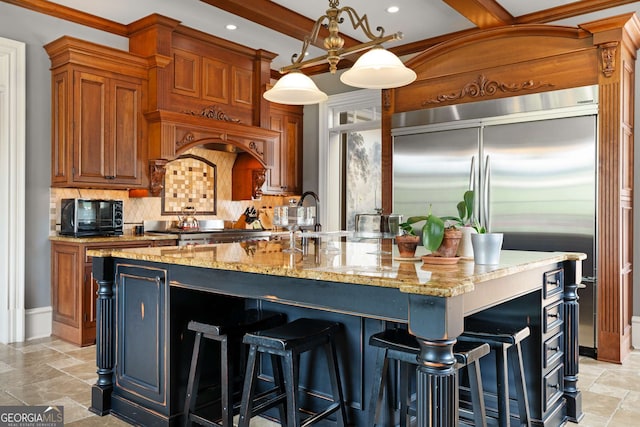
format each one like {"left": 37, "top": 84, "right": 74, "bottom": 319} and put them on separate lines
{"left": 49, "top": 233, "right": 178, "bottom": 243}
{"left": 88, "top": 239, "right": 586, "bottom": 297}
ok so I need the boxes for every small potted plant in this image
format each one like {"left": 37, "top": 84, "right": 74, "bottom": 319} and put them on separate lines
{"left": 395, "top": 222, "right": 420, "bottom": 258}
{"left": 471, "top": 227, "right": 503, "bottom": 265}
{"left": 405, "top": 207, "right": 462, "bottom": 259}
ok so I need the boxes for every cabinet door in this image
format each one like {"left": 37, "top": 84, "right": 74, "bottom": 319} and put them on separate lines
{"left": 73, "top": 70, "right": 108, "bottom": 183}
{"left": 265, "top": 106, "right": 302, "bottom": 194}
{"left": 110, "top": 79, "right": 143, "bottom": 185}
{"left": 51, "top": 243, "right": 81, "bottom": 327}
{"left": 51, "top": 70, "right": 70, "bottom": 184}
{"left": 115, "top": 264, "right": 168, "bottom": 412}
{"left": 83, "top": 264, "right": 97, "bottom": 329}
{"left": 81, "top": 264, "right": 98, "bottom": 345}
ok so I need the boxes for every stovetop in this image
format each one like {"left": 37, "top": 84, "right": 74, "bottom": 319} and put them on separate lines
{"left": 143, "top": 219, "right": 269, "bottom": 235}
{"left": 147, "top": 228, "right": 268, "bottom": 235}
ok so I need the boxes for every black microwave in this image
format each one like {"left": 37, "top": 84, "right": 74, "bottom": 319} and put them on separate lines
{"left": 60, "top": 199, "right": 123, "bottom": 237}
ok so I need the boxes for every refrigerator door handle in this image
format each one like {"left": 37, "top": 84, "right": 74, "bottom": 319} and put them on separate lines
{"left": 469, "top": 155, "right": 475, "bottom": 191}
{"left": 483, "top": 155, "right": 491, "bottom": 231}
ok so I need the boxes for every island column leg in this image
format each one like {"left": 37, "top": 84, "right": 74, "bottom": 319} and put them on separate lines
{"left": 89, "top": 256, "right": 115, "bottom": 416}
{"left": 409, "top": 294, "right": 464, "bottom": 427}
{"left": 415, "top": 338, "right": 459, "bottom": 427}
{"left": 563, "top": 259, "right": 583, "bottom": 422}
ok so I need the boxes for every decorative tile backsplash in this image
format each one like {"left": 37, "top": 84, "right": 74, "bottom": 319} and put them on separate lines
{"left": 49, "top": 147, "right": 291, "bottom": 235}
{"left": 163, "top": 154, "right": 217, "bottom": 214}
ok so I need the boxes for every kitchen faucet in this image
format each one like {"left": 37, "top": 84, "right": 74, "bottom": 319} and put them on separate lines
{"left": 298, "top": 191, "right": 321, "bottom": 231}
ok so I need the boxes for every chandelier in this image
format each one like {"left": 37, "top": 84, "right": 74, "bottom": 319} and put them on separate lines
{"left": 263, "top": 0, "right": 417, "bottom": 105}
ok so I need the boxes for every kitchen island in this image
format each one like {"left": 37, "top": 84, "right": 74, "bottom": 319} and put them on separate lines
{"left": 88, "top": 239, "right": 584, "bottom": 427}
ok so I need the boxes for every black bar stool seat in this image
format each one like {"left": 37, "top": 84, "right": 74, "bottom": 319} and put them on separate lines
{"left": 369, "top": 328, "right": 490, "bottom": 427}
{"left": 238, "top": 317, "right": 348, "bottom": 427}
{"left": 183, "top": 309, "right": 286, "bottom": 427}
{"left": 459, "top": 323, "right": 532, "bottom": 427}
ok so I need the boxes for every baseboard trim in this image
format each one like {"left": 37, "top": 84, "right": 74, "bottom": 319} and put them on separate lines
{"left": 632, "top": 316, "right": 640, "bottom": 349}
{"left": 26, "top": 306, "right": 52, "bottom": 341}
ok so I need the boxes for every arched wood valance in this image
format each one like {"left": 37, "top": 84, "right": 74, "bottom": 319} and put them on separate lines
{"left": 382, "top": 13, "right": 640, "bottom": 365}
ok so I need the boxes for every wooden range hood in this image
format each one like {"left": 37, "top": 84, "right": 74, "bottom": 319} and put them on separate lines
{"left": 145, "top": 110, "right": 280, "bottom": 196}
{"left": 145, "top": 109, "right": 279, "bottom": 197}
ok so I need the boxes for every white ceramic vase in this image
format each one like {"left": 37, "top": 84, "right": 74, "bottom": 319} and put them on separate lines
{"left": 471, "top": 233, "right": 504, "bottom": 265}
{"left": 456, "top": 226, "right": 476, "bottom": 258}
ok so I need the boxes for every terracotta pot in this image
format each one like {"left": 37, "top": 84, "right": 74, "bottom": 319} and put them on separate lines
{"left": 432, "top": 228, "right": 462, "bottom": 258}
{"left": 396, "top": 234, "right": 420, "bottom": 258}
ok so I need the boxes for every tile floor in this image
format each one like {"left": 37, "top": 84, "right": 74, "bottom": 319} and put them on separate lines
{"left": 0, "top": 336, "right": 638, "bottom": 426}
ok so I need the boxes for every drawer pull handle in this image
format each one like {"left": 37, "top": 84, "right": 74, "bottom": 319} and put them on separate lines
{"left": 547, "top": 313, "right": 559, "bottom": 319}
{"left": 548, "top": 346, "right": 560, "bottom": 352}
{"left": 548, "top": 383, "right": 559, "bottom": 390}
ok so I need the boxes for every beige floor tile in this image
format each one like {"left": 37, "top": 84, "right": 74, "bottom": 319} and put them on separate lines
{"left": 594, "top": 369, "right": 640, "bottom": 393}
{"left": 65, "top": 346, "right": 100, "bottom": 363}
{"left": 588, "top": 382, "right": 630, "bottom": 400}
{"left": 57, "top": 361, "right": 99, "bottom": 383}
{"left": 0, "top": 390, "right": 25, "bottom": 405}
{"left": 0, "top": 360, "right": 14, "bottom": 374}
{"left": 47, "top": 356, "right": 86, "bottom": 370}
{"left": 608, "top": 408, "right": 640, "bottom": 426}
{"left": 5, "top": 374, "right": 93, "bottom": 407}
{"left": 46, "top": 396, "right": 95, "bottom": 423}
{"left": 65, "top": 413, "right": 133, "bottom": 426}
{"left": 575, "top": 411, "right": 612, "bottom": 427}
{"left": 0, "top": 363, "right": 66, "bottom": 388}
{"left": 619, "top": 390, "right": 640, "bottom": 414}
{"left": 581, "top": 389, "right": 623, "bottom": 419}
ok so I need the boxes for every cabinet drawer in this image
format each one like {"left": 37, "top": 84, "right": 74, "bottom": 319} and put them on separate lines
{"left": 543, "top": 299, "right": 564, "bottom": 334}
{"left": 543, "top": 268, "right": 563, "bottom": 300}
{"left": 543, "top": 363, "right": 565, "bottom": 412}
{"left": 544, "top": 331, "right": 564, "bottom": 369}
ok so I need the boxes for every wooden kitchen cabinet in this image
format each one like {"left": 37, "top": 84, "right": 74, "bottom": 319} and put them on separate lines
{"left": 264, "top": 104, "right": 303, "bottom": 195}
{"left": 51, "top": 238, "right": 176, "bottom": 346}
{"left": 45, "top": 36, "right": 149, "bottom": 189}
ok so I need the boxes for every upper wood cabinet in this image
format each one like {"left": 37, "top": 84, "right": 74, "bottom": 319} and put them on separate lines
{"left": 46, "top": 36, "right": 149, "bottom": 189}
{"left": 264, "top": 103, "right": 303, "bottom": 195}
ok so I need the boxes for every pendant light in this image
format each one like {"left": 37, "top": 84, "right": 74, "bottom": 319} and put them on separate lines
{"left": 263, "top": 0, "right": 415, "bottom": 105}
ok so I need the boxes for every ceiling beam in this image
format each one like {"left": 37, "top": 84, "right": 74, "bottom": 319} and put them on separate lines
{"left": 443, "top": 0, "right": 514, "bottom": 28}
{"left": 199, "top": 0, "right": 365, "bottom": 50}
{"left": 515, "top": 0, "right": 640, "bottom": 24}
{"left": 1, "top": 0, "right": 129, "bottom": 36}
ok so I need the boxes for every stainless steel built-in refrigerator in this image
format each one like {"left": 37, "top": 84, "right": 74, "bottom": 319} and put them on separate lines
{"left": 392, "top": 86, "right": 598, "bottom": 356}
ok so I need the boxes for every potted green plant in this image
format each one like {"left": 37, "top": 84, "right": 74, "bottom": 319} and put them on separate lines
{"left": 405, "top": 190, "right": 484, "bottom": 259}
{"left": 405, "top": 207, "right": 462, "bottom": 258}
{"left": 471, "top": 228, "right": 503, "bottom": 265}
{"left": 395, "top": 222, "right": 420, "bottom": 258}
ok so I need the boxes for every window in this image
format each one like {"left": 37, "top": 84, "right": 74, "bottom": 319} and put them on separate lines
{"left": 319, "top": 90, "right": 381, "bottom": 231}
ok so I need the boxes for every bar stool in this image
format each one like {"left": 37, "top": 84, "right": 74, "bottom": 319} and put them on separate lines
{"left": 238, "top": 317, "right": 348, "bottom": 427}
{"left": 459, "top": 324, "right": 531, "bottom": 427}
{"left": 183, "top": 309, "right": 286, "bottom": 427}
{"left": 368, "top": 328, "right": 490, "bottom": 427}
